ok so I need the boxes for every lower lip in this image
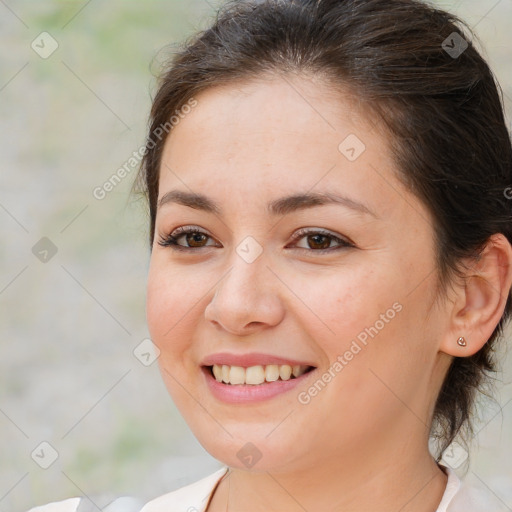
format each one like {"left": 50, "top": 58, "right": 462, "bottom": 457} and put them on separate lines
{"left": 201, "top": 366, "right": 316, "bottom": 404}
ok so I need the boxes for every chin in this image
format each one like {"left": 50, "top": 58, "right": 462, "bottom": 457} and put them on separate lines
{"left": 192, "top": 425, "right": 301, "bottom": 472}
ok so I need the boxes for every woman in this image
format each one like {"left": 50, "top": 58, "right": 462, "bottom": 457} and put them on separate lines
{"left": 28, "top": 0, "right": 512, "bottom": 510}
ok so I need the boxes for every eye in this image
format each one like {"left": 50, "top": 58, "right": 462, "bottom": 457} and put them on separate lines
{"left": 157, "top": 226, "right": 218, "bottom": 251}
{"left": 158, "top": 225, "right": 355, "bottom": 254}
{"left": 287, "top": 228, "right": 355, "bottom": 253}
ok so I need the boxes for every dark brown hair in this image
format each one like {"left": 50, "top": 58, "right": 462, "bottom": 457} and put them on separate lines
{"left": 133, "top": 0, "right": 512, "bottom": 461}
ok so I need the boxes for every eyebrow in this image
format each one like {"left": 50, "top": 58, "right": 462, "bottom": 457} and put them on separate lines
{"left": 157, "top": 189, "right": 377, "bottom": 218}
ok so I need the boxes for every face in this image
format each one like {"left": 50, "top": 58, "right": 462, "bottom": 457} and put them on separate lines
{"left": 146, "top": 74, "right": 451, "bottom": 472}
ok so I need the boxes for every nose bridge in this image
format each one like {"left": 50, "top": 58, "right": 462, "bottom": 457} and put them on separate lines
{"left": 222, "top": 235, "right": 270, "bottom": 299}
{"left": 205, "top": 235, "right": 284, "bottom": 332}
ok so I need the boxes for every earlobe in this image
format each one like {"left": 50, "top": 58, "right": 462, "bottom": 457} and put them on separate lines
{"left": 439, "top": 233, "right": 512, "bottom": 358}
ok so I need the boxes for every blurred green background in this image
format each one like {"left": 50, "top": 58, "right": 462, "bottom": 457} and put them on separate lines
{"left": 0, "top": 1, "right": 511, "bottom": 511}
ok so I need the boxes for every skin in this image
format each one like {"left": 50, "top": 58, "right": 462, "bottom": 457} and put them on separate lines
{"left": 145, "top": 73, "right": 512, "bottom": 511}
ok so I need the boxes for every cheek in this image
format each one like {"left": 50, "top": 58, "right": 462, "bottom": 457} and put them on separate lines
{"left": 316, "top": 282, "right": 436, "bottom": 423}
{"left": 293, "top": 267, "right": 388, "bottom": 348}
{"left": 146, "top": 265, "right": 199, "bottom": 402}
{"left": 146, "top": 268, "right": 171, "bottom": 342}
{"left": 146, "top": 261, "right": 194, "bottom": 350}
{"left": 296, "top": 264, "right": 420, "bottom": 391}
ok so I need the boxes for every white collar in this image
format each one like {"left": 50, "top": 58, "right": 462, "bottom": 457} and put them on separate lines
{"left": 139, "top": 466, "right": 229, "bottom": 512}
{"left": 435, "top": 464, "right": 462, "bottom": 512}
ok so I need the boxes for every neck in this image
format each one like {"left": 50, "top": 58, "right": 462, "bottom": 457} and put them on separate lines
{"left": 207, "top": 434, "right": 448, "bottom": 512}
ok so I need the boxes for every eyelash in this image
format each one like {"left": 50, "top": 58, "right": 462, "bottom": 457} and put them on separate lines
{"left": 157, "top": 226, "right": 355, "bottom": 254}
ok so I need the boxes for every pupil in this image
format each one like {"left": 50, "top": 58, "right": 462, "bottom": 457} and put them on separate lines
{"left": 188, "top": 233, "right": 205, "bottom": 247}
{"left": 310, "top": 234, "right": 329, "bottom": 250}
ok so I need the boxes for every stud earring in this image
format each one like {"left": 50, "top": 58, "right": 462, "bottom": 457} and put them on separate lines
{"left": 457, "top": 336, "right": 467, "bottom": 347}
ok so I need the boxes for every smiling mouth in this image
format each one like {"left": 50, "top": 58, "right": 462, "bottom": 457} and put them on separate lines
{"left": 205, "top": 364, "right": 316, "bottom": 385}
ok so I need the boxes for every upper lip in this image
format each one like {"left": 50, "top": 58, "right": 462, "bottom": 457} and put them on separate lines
{"left": 201, "top": 352, "right": 316, "bottom": 368}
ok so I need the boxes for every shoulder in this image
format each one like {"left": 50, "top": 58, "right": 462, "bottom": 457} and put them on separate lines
{"left": 24, "top": 467, "right": 228, "bottom": 512}
{"left": 25, "top": 497, "right": 81, "bottom": 512}
{"left": 440, "top": 465, "right": 509, "bottom": 512}
{"left": 448, "top": 480, "right": 510, "bottom": 512}
{"left": 25, "top": 496, "right": 142, "bottom": 512}
{"left": 140, "top": 466, "right": 229, "bottom": 512}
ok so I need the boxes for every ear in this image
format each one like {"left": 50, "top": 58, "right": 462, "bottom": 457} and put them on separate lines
{"left": 439, "top": 233, "right": 512, "bottom": 357}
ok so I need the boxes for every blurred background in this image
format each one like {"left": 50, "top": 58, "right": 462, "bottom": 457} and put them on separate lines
{"left": 0, "top": 1, "right": 511, "bottom": 511}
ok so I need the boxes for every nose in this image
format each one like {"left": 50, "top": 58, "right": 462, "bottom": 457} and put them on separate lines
{"left": 204, "top": 253, "right": 285, "bottom": 336}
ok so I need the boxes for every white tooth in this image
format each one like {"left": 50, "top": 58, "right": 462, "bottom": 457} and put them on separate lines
{"left": 246, "top": 365, "right": 265, "bottom": 385}
{"left": 212, "top": 364, "right": 223, "bottom": 382}
{"left": 229, "top": 366, "right": 246, "bottom": 385}
{"left": 292, "top": 365, "right": 306, "bottom": 377}
{"left": 221, "top": 365, "right": 230, "bottom": 383}
{"left": 265, "top": 364, "right": 280, "bottom": 382}
{"left": 279, "top": 365, "right": 292, "bottom": 380}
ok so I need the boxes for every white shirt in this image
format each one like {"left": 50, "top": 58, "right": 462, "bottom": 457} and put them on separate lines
{"left": 26, "top": 464, "right": 507, "bottom": 512}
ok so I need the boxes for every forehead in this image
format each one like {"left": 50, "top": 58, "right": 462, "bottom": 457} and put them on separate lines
{"left": 164, "top": 74, "right": 374, "bottom": 152}
{"left": 156, "top": 74, "right": 417, "bottom": 224}
{"left": 161, "top": 76, "right": 384, "bottom": 171}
